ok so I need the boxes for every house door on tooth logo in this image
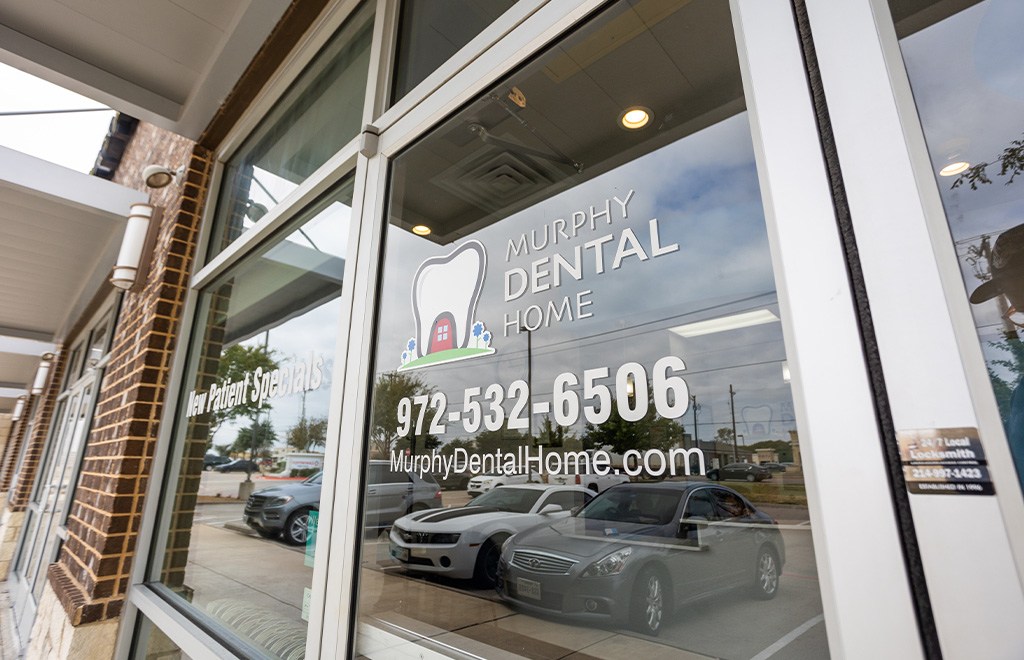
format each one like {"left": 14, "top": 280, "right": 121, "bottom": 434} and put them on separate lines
{"left": 428, "top": 312, "right": 455, "bottom": 353}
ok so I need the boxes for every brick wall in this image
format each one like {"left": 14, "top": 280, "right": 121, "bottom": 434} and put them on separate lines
{"left": 0, "top": 401, "right": 32, "bottom": 493}
{"left": 8, "top": 354, "right": 65, "bottom": 511}
{"left": 48, "top": 123, "right": 213, "bottom": 625}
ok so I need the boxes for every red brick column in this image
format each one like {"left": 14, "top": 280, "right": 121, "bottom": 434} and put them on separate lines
{"left": 8, "top": 353, "right": 66, "bottom": 511}
{"left": 48, "top": 130, "right": 212, "bottom": 625}
{"left": 0, "top": 400, "right": 33, "bottom": 493}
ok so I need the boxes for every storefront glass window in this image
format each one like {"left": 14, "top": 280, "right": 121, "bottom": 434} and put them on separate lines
{"left": 390, "top": 0, "right": 518, "bottom": 105}
{"left": 149, "top": 179, "right": 353, "bottom": 658}
{"left": 208, "top": 3, "right": 373, "bottom": 258}
{"left": 133, "top": 616, "right": 185, "bottom": 659}
{"left": 891, "top": 0, "right": 1024, "bottom": 494}
{"left": 355, "top": 1, "right": 830, "bottom": 657}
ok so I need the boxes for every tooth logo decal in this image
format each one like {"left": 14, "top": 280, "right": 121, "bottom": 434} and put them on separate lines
{"left": 399, "top": 240, "right": 495, "bottom": 371}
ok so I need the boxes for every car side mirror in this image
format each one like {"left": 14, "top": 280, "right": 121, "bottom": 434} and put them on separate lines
{"left": 539, "top": 503, "right": 563, "bottom": 515}
{"left": 678, "top": 515, "right": 708, "bottom": 543}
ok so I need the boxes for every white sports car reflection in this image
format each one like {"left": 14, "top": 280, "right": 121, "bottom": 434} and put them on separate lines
{"left": 389, "top": 484, "right": 592, "bottom": 587}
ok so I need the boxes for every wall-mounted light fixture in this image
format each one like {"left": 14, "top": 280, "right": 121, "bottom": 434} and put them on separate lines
{"left": 142, "top": 164, "right": 184, "bottom": 189}
{"left": 31, "top": 353, "right": 55, "bottom": 395}
{"left": 11, "top": 395, "right": 27, "bottom": 422}
{"left": 244, "top": 200, "right": 268, "bottom": 223}
{"left": 110, "top": 203, "right": 160, "bottom": 291}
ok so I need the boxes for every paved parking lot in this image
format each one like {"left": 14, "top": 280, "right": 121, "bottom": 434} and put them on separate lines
{"left": 190, "top": 470, "right": 827, "bottom": 659}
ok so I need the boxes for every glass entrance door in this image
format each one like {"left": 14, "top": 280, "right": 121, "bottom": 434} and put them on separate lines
{"left": 11, "top": 370, "right": 98, "bottom": 642}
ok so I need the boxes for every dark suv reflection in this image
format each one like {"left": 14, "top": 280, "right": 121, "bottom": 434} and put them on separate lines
{"left": 707, "top": 462, "right": 772, "bottom": 482}
{"left": 244, "top": 461, "right": 442, "bottom": 544}
{"left": 497, "top": 482, "right": 784, "bottom": 635}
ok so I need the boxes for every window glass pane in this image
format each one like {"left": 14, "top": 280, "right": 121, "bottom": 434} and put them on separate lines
{"left": 133, "top": 616, "right": 189, "bottom": 659}
{"left": 151, "top": 179, "right": 354, "bottom": 658}
{"left": 390, "top": 0, "right": 518, "bottom": 104}
{"left": 208, "top": 3, "right": 373, "bottom": 257}
{"left": 891, "top": 0, "right": 1024, "bottom": 495}
{"left": 62, "top": 344, "right": 82, "bottom": 389}
{"left": 356, "top": 1, "right": 830, "bottom": 656}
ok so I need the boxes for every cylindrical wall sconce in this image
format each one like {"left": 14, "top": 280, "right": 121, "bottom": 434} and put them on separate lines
{"left": 11, "top": 395, "right": 27, "bottom": 422}
{"left": 110, "top": 202, "right": 156, "bottom": 290}
{"left": 31, "top": 353, "right": 55, "bottom": 395}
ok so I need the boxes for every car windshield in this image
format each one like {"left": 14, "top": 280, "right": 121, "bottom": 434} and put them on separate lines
{"left": 305, "top": 472, "right": 323, "bottom": 484}
{"left": 577, "top": 488, "right": 682, "bottom": 525}
{"left": 468, "top": 487, "right": 543, "bottom": 513}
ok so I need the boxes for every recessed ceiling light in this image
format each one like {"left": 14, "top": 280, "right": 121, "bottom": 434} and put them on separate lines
{"left": 620, "top": 106, "right": 652, "bottom": 130}
{"left": 412, "top": 225, "right": 431, "bottom": 236}
{"left": 939, "top": 161, "right": 970, "bottom": 177}
{"left": 670, "top": 309, "right": 779, "bottom": 338}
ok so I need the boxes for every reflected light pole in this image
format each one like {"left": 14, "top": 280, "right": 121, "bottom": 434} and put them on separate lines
{"left": 729, "top": 384, "right": 738, "bottom": 463}
{"left": 689, "top": 394, "right": 700, "bottom": 451}
{"left": 520, "top": 325, "right": 534, "bottom": 444}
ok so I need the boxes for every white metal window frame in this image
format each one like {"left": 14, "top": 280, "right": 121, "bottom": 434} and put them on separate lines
{"left": 804, "top": 0, "right": 1024, "bottom": 657}
{"left": 324, "top": 0, "right": 923, "bottom": 658}
{"left": 116, "top": 0, "right": 383, "bottom": 654}
{"left": 113, "top": 0, "right": 975, "bottom": 657}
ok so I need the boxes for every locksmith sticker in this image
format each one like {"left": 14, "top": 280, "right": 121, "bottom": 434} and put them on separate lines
{"left": 897, "top": 428, "right": 994, "bottom": 496}
{"left": 398, "top": 240, "right": 496, "bottom": 371}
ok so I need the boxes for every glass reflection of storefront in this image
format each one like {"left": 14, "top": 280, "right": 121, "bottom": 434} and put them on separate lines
{"left": 355, "top": 1, "right": 828, "bottom": 658}
{"left": 133, "top": 184, "right": 353, "bottom": 658}
{"left": 892, "top": 0, "right": 1024, "bottom": 495}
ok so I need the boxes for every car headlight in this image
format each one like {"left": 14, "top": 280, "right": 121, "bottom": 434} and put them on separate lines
{"left": 501, "top": 536, "right": 515, "bottom": 554}
{"left": 581, "top": 547, "right": 632, "bottom": 578}
{"left": 267, "top": 496, "right": 294, "bottom": 507}
{"left": 427, "top": 533, "right": 460, "bottom": 544}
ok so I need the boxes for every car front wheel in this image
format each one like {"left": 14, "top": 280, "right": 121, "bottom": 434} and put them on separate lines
{"left": 284, "top": 509, "right": 313, "bottom": 545}
{"left": 630, "top": 567, "right": 670, "bottom": 635}
{"left": 473, "top": 535, "right": 508, "bottom": 588}
{"left": 746, "top": 473, "right": 756, "bottom": 482}
{"left": 753, "top": 546, "right": 780, "bottom": 600}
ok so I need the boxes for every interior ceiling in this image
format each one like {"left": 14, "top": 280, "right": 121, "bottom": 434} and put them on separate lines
{"left": 0, "top": 147, "right": 147, "bottom": 413}
{"left": 0, "top": 0, "right": 289, "bottom": 139}
{"left": 391, "top": 0, "right": 745, "bottom": 243}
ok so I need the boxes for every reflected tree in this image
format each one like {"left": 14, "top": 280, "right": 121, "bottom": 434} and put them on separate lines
{"left": 233, "top": 419, "right": 277, "bottom": 458}
{"left": 714, "top": 427, "right": 735, "bottom": 444}
{"left": 287, "top": 416, "right": 328, "bottom": 452}
{"left": 953, "top": 132, "right": 1024, "bottom": 190}
{"left": 537, "top": 415, "right": 577, "bottom": 448}
{"left": 582, "top": 398, "right": 683, "bottom": 455}
{"left": 475, "top": 429, "right": 529, "bottom": 453}
{"left": 370, "top": 371, "right": 434, "bottom": 457}
{"left": 210, "top": 344, "right": 279, "bottom": 440}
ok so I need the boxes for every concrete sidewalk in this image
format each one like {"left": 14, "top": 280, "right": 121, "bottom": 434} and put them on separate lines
{"left": 0, "top": 583, "right": 19, "bottom": 659}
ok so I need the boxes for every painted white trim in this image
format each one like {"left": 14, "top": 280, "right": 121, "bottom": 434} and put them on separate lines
{"left": 115, "top": 278, "right": 203, "bottom": 659}
{"left": 805, "top": 0, "right": 1024, "bottom": 657}
{"left": 865, "top": 0, "right": 1024, "bottom": 576}
{"left": 372, "top": 0, "right": 548, "bottom": 129}
{"left": 733, "top": 1, "right": 923, "bottom": 657}
{"left": 302, "top": 153, "right": 373, "bottom": 660}
{"left": 190, "top": 142, "right": 359, "bottom": 290}
{"left": 322, "top": 146, "right": 389, "bottom": 660}
{"left": 215, "top": 0, "right": 365, "bottom": 160}
{"left": 376, "top": 0, "right": 601, "bottom": 159}
{"left": 130, "top": 586, "right": 236, "bottom": 660}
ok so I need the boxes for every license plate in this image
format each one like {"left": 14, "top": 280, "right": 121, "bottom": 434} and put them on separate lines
{"left": 390, "top": 542, "right": 409, "bottom": 562}
{"left": 516, "top": 577, "right": 541, "bottom": 600}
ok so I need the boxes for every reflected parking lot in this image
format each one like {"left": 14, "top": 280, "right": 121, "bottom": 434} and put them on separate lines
{"left": 197, "top": 470, "right": 826, "bottom": 659}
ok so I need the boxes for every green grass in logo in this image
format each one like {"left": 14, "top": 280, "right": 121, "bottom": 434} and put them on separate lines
{"left": 400, "top": 347, "right": 495, "bottom": 371}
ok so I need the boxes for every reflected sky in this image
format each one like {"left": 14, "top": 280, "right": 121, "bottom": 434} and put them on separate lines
{"left": 900, "top": 0, "right": 1024, "bottom": 381}
{"left": 374, "top": 113, "right": 795, "bottom": 445}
